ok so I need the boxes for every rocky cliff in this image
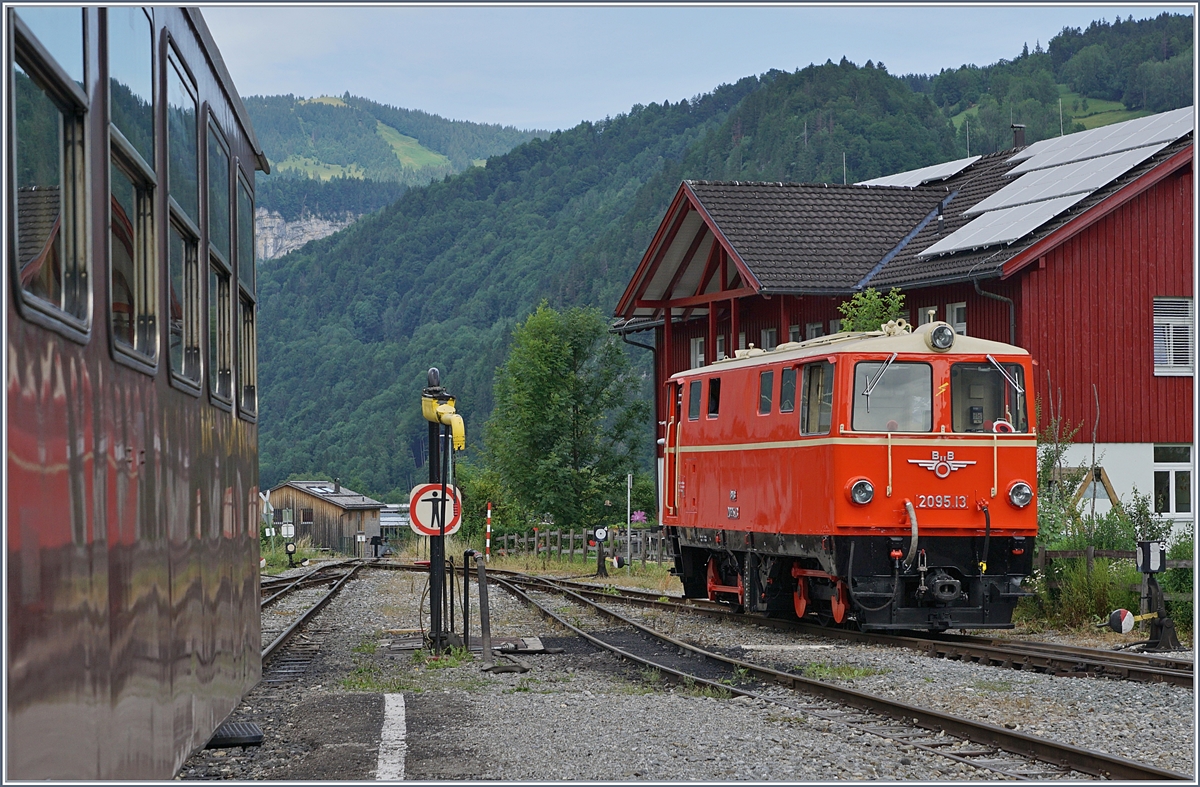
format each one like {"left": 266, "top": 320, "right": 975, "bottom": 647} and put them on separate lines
{"left": 255, "top": 208, "right": 360, "bottom": 261}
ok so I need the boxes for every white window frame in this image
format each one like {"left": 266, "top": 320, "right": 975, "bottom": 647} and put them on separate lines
{"left": 947, "top": 302, "right": 967, "bottom": 335}
{"left": 760, "top": 327, "right": 778, "bottom": 351}
{"left": 689, "top": 336, "right": 705, "bottom": 369}
{"left": 805, "top": 321, "right": 824, "bottom": 340}
{"left": 1153, "top": 444, "right": 1192, "bottom": 519}
{"left": 738, "top": 331, "right": 746, "bottom": 351}
{"left": 828, "top": 319, "right": 842, "bottom": 334}
{"left": 1154, "top": 297, "right": 1194, "bottom": 376}
{"left": 788, "top": 324, "right": 801, "bottom": 343}
{"left": 917, "top": 306, "right": 937, "bottom": 326}
{"left": 716, "top": 334, "right": 726, "bottom": 361}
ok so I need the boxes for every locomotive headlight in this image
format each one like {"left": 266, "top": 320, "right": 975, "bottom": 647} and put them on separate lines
{"left": 1008, "top": 481, "right": 1034, "bottom": 508}
{"left": 848, "top": 478, "right": 875, "bottom": 505}
{"left": 929, "top": 323, "right": 955, "bottom": 351}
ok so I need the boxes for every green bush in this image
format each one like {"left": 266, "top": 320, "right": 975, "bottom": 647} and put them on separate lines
{"left": 1162, "top": 525, "right": 1194, "bottom": 631}
{"left": 1051, "top": 557, "right": 1141, "bottom": 628}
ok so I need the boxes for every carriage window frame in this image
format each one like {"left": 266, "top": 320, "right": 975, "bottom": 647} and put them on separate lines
{"left": 707, "top": 377, "right": 721, "bottom": 418}
{"left": 208, "top": 255, "right": 233, "bottom": 408}
{"left": 780, "top": 367, "right": 797, "bottom": 413}
{"left": 236, "top": 169, "right": 257, "bottom": 419}
{"left": 207, "top": 116, "right": 231, "bottom": 268}
{"left": 758, "top": 370, "right": 773, "bottom": 415}
{"left": 9, "top": 12, "right": 92, "bottom": 343}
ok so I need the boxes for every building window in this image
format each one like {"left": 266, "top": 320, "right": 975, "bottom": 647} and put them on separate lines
{"left": 737, "top": 332, "right": 746, "bottom": 351}
{"left": 716, "top": 334, "right": 726, "bottom": 360}
{"left": 760, "top": 327, "right": 778, "bottom": 350}
{"left": 805, "top": 322, "right": 824, "bottom": 340}
{"left": 828, "top": 319, "right": 842, "bottom": 334}
{"left": 11, "top": 8, "right": 89, "bottom": 327}
{"left": 917, "top": 306, "right": 937, "bottom": 325}
{"left": 689, "top": 336, "right": 705, "bottom": 369}
{"left": 237, "top": 174, "right": 257, "bottom": 415}
{"left": 788, "top": 324, "right": 801, "bottom": 343}
{"left": 1154, "top": 297, "right": 1194, "bottom": 376}
{"left": 301, "top": 508, "right": 314, "bottom": 524}
{"left": 947, "top": 302, "right": 967, "bottom": 335}
{"left": 1154, "top": 445, "right": 1191, "bottom": 517}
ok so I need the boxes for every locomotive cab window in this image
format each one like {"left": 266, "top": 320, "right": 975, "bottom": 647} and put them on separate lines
{"left": 852, "top": 361, "right": 931, "bottom": 432}
{"left": 758, "top": 370, "right": 773, "bottom": 414}
{"left": 688, "top": 380, "right": 701, "bottom": 420}
{"left": 707, "top": 377, "right": 721, "bottom": 418}
{"left": 800, "top": 361, "right": 833, "bottom": 435}
{"left": 780, "top": 367, "right": 797, "bottom": 413}
{"left": 950, "top": 361, "right": 1027, "bottom": 433}
{"left": 10, "top": 8, "right": 90, "bottom": 334}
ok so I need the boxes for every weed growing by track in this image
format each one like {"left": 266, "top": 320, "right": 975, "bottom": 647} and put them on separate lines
{"left": 800, "top": 662, "right": 890, "bottom": 681}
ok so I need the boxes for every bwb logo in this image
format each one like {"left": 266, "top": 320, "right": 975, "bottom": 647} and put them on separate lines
{"left": 908, "top": 450, "right": 976, "bottom": 479}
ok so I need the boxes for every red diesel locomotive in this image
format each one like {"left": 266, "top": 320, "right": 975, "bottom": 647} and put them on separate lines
{"left": 663, "top": 321, "right": 1037, "bottom": 630}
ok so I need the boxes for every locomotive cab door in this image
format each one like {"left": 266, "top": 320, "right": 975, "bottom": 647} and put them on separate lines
{"left": 664, "top": 381, "right": 681, "bottom": 516}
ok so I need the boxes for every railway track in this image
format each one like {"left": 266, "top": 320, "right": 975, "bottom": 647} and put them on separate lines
{"left": 492, "top": 571, "right": 1188, "bottom": 781}
{"left": 260, "top": 561, "right": 363, "bottom": 663}
{"left": 494, "top": 572, "right": 1193, "bottom": 688}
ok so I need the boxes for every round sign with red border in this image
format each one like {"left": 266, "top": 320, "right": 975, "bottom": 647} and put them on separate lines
{"left": 408, "top": 484, "right": 462, "bottom": 536}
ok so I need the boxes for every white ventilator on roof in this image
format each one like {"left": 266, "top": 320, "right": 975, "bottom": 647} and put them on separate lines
{"left": 857, "top": 155, "right": 980, "bottom": 187}
{"left": 1008, "top": 106, "right": 1192, "bottom": 171}
{"left": 919, "top": 107, "right": 1193, "bottom": 258}
{"left": 964, "top": 143, "right": 1167, "bottom": 215}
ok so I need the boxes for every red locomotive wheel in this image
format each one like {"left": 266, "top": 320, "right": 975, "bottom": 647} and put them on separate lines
{"left": 830, "top": 581, "right": 850, "bottom": 624}
{"left": 793, "top": 578, "right": 810, "bottom": 618}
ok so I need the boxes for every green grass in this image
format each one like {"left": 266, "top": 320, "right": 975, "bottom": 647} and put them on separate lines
{"left": 800, "top": 662, "right": 889, "bottom": 681}
{"left": 301, "top": 95, "right": 349, "bottom": 107}
{"left": 260, "top": 536, "right": 323, "bottom": 571}
{"left": 376, "top": 122, "right": 452, "bottom": 169}
{"left": 950, "top": 87, "right": 1150, "bottom": 133}
{"left": 274, "top": 154, "right": 366, "bottom": 181}
{"left": 340, "top": 663, "right": 421, "bottom": 693}
{"left": 970, "top": 679, "right": 1013, "bottom": 692}
{"left": 352, "top": 636, "right": 378, "bottom": 655}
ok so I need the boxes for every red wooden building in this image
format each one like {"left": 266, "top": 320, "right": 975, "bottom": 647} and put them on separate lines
{"left": 615, "top": 107, "right": 1194, "bottom": 530}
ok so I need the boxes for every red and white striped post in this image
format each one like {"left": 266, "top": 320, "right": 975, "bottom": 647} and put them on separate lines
{"left": 485, "top": 502, "right": 492, "bottom": 562}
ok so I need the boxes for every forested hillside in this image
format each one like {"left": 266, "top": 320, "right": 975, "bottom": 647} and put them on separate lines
{"left": 256, "top": 14, "right": 1193, "bottom": 501}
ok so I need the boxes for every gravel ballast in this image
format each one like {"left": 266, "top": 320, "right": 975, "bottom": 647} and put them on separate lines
{"left": 178, "top": 564, "right": 1196, "bottom": 780}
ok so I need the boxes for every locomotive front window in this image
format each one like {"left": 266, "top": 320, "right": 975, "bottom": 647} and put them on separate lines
{"left": 780, "top": 368, "right": 797, "bottom": 413}
{"left": 852, "top": 361, "right": 931, "bottom": 432}
{"left": 688, "top": 380, "right": 701, "bottom": 420}
{"left": 950, "top": 362, "right": 1028, "bottom": 433}
{"left": 758, "top": 370, "right": 773, "bottom": 414}
{"left": 800, "top": 361, "right": 833, "bottom": 434}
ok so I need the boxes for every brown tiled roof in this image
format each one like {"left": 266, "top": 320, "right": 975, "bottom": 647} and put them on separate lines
{"left": 685, "top": 180, "right": 944, "bottom": 293}
{"left": 275, "top": 480, "right": 384, "bottom": 510}
{"left": 16, "top": 186, "right": 60, "bottom": 273}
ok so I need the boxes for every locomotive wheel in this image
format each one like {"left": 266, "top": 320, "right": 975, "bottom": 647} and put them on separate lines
{"left": 793, "top": 578, "right": 810, "bottom": 618}
{"left": 830, "top": 581, "right": 850, "bottom": 624}
{"left": 705, "top": 557, "right": 720, "bottom": 602}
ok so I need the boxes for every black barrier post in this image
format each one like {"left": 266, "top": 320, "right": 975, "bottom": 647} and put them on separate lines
{"left": 425, "top": 370, "right": 445, "bottom": 654}
{"left": 462, "top": 550, "right": 476, "bottom": 652}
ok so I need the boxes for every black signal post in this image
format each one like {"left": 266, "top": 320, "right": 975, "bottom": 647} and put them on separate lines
{"left": 421, "top": 368, "right": 465, "bottom": 654}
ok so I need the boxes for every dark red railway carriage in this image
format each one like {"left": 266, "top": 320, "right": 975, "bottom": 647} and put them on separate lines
{"left": 663, "top": 322, "right": 1038, "bottom": 630}
{"left": 6, "top": 7, "right": 266, "bottom": 778}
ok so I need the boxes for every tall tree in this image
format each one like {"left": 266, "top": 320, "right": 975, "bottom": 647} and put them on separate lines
{"left": 484, "top": 304, "right": 647, "bottom": 529}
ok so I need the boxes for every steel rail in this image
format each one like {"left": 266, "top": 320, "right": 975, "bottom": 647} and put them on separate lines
{"left": 262, "top": 561, "right": 364, "bottom": 661}
{"left": 260, "top": 560, "right": 355, "bottom": 608}
{"left": 495, "top": 573, "right": 1189, "bottom": 781}
{"left": 510, "top": 574, "right": 1194, "bottom": 687}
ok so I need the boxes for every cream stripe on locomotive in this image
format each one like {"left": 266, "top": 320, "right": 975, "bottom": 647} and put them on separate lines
{"left": 674, "top": 435, "right": 1037, "bottom": 453}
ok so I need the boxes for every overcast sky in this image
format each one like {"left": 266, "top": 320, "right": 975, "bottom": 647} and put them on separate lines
{"left": 203, "top": 4, "right": 1191, "bottom": 132}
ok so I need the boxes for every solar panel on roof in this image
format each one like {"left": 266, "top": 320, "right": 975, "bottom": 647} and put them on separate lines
{"left": 919, "top": 193, "right": 1086, "bottom": 257}
{"left": 857, "top": 155, "right": 980, "bottom": 188}
{"left": 1007, "top": 106, "right": 1192, "bottom": 172}
{"left": 966, "top": 143, "right": 1167, "bottom": 215}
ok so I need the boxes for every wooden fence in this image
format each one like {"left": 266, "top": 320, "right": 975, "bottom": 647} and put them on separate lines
{"left": 1036, "top": 545, "right": 1192, "bottom": 605}
{"left": 494, "top": 528, "right": 674, "bottom": 565}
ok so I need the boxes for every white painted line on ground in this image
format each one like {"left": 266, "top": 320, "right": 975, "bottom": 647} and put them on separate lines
{"left": 376, "top": 693, "right": 407, "bottom": 780}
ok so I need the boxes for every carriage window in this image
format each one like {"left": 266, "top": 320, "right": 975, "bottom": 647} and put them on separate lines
{"left": 110, "top": 160, "right": 155, "bottom": 356}
{"left": 107, "top": 7, "right": 153, "bottom": 168}
{"left": 688, "top": 380, "right": 701, "bottom": 420}
{"left": 166, "top": 52, "right": 197, "bottom": 223}
{"left": 237, "top": 177, "right": 255, "bottom": 292}
{"left": 852, "top": 361, "right": 931, "bottom": 432}
{"left": 800, "top": 361, "right": 834, "bottom": 435}
{"left": 758, "top": 370, "right": 773, "bottom": 414}
{"left": 950, "top": 362, "right": 1027, "bottom": 433}
{"left": 168, "top": 222, "right": 200, "bottom": 383}
{"left": 707, "top": 378, "right": 721, "bottom": 418}
{"left": 11, "top": 12, "right": 88, "bottom": 324}
{"left": 209, "top": 261, "right": 232, "bottom": 401}
{"left": 780, "top": 368, "right": 797, "bottom": 413}
{"left": 239, "top": 295, "right": 257, "bottom": 414}
{"left": 208, "top": 123, "right": 231, "bottom": 263}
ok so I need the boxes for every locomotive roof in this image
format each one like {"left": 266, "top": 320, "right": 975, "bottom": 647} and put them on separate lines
{"left": 670, "top": 324, "right": 1029, "bottom": 378}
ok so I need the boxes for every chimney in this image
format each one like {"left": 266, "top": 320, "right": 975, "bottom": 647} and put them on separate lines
{"left": 1011, "top": 123, "right": 1026, "bottom": 148}
{"left": 334, "top": 477, "right": 340, "bottom": 493}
